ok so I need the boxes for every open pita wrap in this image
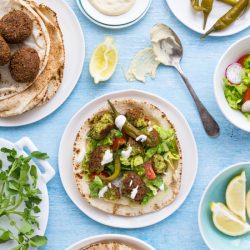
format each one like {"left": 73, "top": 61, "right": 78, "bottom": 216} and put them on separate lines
{"left": 73, "top": 99, "right": 182, "bottom": 216}
{"left": 0, "top": 0, "right": 64, "bottom": 117}
{"left": 0, "top": 0, "right": 50, "bottom": 100}
{"left": 82, "top": 242, "right": 135, "bottom": 250}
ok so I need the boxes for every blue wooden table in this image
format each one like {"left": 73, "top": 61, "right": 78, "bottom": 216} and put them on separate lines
{"left": 0, "top": 0, "right": 249, "bottom": 249}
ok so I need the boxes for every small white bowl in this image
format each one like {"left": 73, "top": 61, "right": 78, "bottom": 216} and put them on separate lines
{"left": 66, "top": 234, "right": 154, "bottom": 250}
{"left": 214, "top": 35, "right": 250, "bottom": 132}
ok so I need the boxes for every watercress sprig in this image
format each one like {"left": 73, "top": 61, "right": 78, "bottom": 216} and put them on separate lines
{"left": 0, "top": 147, "right": 49, "bottom": 250}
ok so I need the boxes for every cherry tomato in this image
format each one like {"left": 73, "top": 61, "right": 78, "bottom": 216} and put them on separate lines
{"left": 244, "top": 88, "right": 250, "bottom": 102}
{"left": 112, "top": 138, "right": 126, "bottom": 151}
{"left": 144, "top": 161, "right": 156, "bottom": 180}
{"left": 237, "top": 54, "right": 250, "bottom": 66}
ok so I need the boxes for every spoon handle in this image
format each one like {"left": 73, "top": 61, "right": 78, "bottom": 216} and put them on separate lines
{"left": 175, "top": 64, "right": 220, "bottom": 137}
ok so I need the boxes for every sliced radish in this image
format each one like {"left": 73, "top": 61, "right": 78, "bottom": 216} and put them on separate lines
{"left": 242, "top": 101, "right": 250, "bottom": 113}
{"left": 226, "top": 63, "right": 243, "bottom": 85}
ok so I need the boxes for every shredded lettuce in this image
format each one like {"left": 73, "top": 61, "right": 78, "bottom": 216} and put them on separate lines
{"left": 89, "top": 176, "right": 104, "bottom": 198}
{"left": 144, "top": 177, "right": 164, "bottom": 196}
{"left": 224, "top": 70, "right": 250, "bottom": 121}
{"left": 243, "top": 56, "right": 250, "bottom": 69}
{"left": 141, "top": 177, "right": 166, "bottom": 205}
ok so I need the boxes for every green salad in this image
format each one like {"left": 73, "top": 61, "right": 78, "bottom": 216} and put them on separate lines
{"left": 81, "top": 100, "right": 180, "bottom": 205}
{"left": 224, "top": 54, "right": 250, "bottom": 120}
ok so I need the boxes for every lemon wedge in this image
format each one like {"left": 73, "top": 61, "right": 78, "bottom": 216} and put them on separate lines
{"left": 211, "top": 202, "right": 250, "bottom": 236}
{"left": 89, "top": 36, "right": 118, "bottom": 84}
{"left": 247, "top": 190, "right": 250, "bottom": 220}
{"left": 225, "top": 171, "right": 246, "bottom": 221}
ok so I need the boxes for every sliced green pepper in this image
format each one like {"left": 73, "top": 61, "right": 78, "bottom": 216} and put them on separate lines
{"left": 191, "top": 0, "right": 214, "bottom": 29}
{"left": 100, "top": 154, "right": 121, "bottom": 182}
{"left": 107, "top": 100, "right": 154, "bottom": 147}
{"left": 218, "top": 0, "right": 239, "bottom": 6}
{"left": 201, "top": 0, "right": 249, "bottom": 38}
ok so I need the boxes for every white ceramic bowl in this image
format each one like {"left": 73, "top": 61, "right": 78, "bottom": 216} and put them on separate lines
{"left": 214, "top": 35, "right": 250, "bottom": 132}
{"left": 66, "top": 234, "right": 155, "bottom": 250}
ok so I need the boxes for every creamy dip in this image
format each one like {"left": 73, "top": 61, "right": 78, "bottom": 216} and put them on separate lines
{"left": 88, "top": 0, "right": 136, "bottom": 16}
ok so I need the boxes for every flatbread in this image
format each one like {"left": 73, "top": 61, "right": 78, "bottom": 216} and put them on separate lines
{"left": 0, "top": 0, "right": 50, "bottom": 100}
{"left": 0, "top": 1, "right": 64, "bottom": 117}
{"left": 82, "top": 242, "right": 135, "bottom": 250}
{"left": 88, "top": 0, "right": 136, "bottom": 16}
{"left": 73, "top": 99, "right": 182, "bottom": 216}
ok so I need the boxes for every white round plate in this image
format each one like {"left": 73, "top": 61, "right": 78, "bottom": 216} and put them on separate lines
{"left": 58, "top": 89, "right": 198, "bottom": 229}
{"left": 166, "top": 0, "right": 250, "bottom": 36}
{"left": 78, "top": 0, "right": 152, "bottom": 28}
{"left": 0, "top": 0, "right": 85, "bottom": 127}
{"left": 66, "top": 234, "right": 154, "bottom": 250}
{"left": 214, "top": 35, "right": 250, "bottom": 132}
{"left": 0, "top": 137, "right": 55, "bottom": 250}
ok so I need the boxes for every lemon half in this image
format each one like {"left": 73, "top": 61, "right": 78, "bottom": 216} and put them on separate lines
{"left": 247, "top": 190, "right": 250, "bottom": 220}
{"left": 226, "top": 171, "right": 246, "bottom": 221}
{"left": 211, "top": 202, "right": 250, "bottom": 237}
{"left": 89, "top": 36, "right": 118, "bottom": 84}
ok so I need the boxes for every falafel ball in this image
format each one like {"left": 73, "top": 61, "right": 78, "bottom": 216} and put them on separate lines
{"left": 126, "top": 108, "right": 148, "bottom": 128}
{"left": 0, "top": 35, "right": 10, "bottom": 66}
{"left": 0, "top": 10, "right": 33, "bottom": 44}
{"left": 122, "top": 172, "right": 148, "bottom": 202}
{"left": 9, "top": 48, "right": 40, "bottom": 83}
{"left": 147, "top": 129, "right": 160, "bottom": 147}
{"left": 88, "top": 145, "right": 110, "bottom": 174}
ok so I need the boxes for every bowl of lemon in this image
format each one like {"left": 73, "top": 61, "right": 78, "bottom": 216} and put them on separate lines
{"left": 199, "top": 162, "right": 250, "bottom": 250}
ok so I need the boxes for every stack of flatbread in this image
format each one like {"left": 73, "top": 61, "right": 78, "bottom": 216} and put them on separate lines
{"left": 0, "top": 0, "right": 64, "bottom": 117}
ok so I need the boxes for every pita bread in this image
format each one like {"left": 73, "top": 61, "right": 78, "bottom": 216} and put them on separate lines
{"left": 0, "top": 1, "right": 64, "bottom": 117}
{"left": 0, "top": 0, "right": 50, "bottom": 100}
{"left": 73, "top": 99, "right": 182, "bottom": 216}
{"left": 82, "top": 242, "right": 135, "bottom": 250}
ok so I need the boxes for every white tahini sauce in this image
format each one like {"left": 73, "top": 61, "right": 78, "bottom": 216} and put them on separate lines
{"left": 131, "top": 185, "right": 139, "bottom": 200}
{"left": 101, "top": 150, "right": 113, "bottom": 166}
{"left": 108, "top": 183, "right": 112, "bottom": 188}
{"left": 129, "top": 180, "right": 133, "bottom": 187}
{"left": 115, "top": 115, "right": 126, "bottom": 131}
{"left": 98, "top": 186, "right": 108, "bottom": 198}
{"left": 121, "top": 145, "right": 132, "bottom": 159}
{"left": 136, "top": 135, "right": 147, "bottom": 143}
{"left": 159, "top": 183, "right": 165, "bottom": 191}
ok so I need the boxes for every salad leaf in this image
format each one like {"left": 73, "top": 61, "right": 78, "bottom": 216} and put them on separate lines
{"left": 144, "top": 177, "right": 164, "bottom": 196}
{"left": 0, "top": 230, "right": 13, "bottom": 243}
{"left": 29, "top": 235, "right": 48, "bottom": 247}
{"left": 243, "top": 56, "right": 250, "bottom": 69}
{"left": 31, "top": 151, "right": 49, "bottom": 160}
{"left": 89, "top": 176, "right": 104, "bottom": 198}
{"left": 153, "top": 125, "right": 174, "bottom": 140}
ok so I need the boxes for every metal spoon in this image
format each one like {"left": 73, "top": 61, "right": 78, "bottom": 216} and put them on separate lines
{"left": 150, "top": 23, "right": 220, "bottom": 137}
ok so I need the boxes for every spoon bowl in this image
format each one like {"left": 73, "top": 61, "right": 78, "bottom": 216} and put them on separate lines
{"left": 150, "top": 23, "right": 220, "bottom": 137}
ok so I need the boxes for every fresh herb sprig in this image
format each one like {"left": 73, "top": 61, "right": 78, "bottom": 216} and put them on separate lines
{"left": 0, "top": 147, "right": 49, "bottom": 250}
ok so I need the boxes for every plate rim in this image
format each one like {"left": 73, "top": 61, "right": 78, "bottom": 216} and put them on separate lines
{"left": 58, "top": 89, "right": 198, "bottom": 229}
{"left": 213, "top": 35, "right": 250, "bottom": 132}
{"left": 166, "top": 0, "right": 250, "bottom": 37}
{"left": 66, "top": 234, "right": 155, "bottom": 250}
{"left": 76, "top": 0, "right": 152, "bottom": 29}
{"left": 198, "top": 161, "right": 250, "bottom": 250}
{"left": 0, "top": 0, "right": 85, "bottom": 127}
